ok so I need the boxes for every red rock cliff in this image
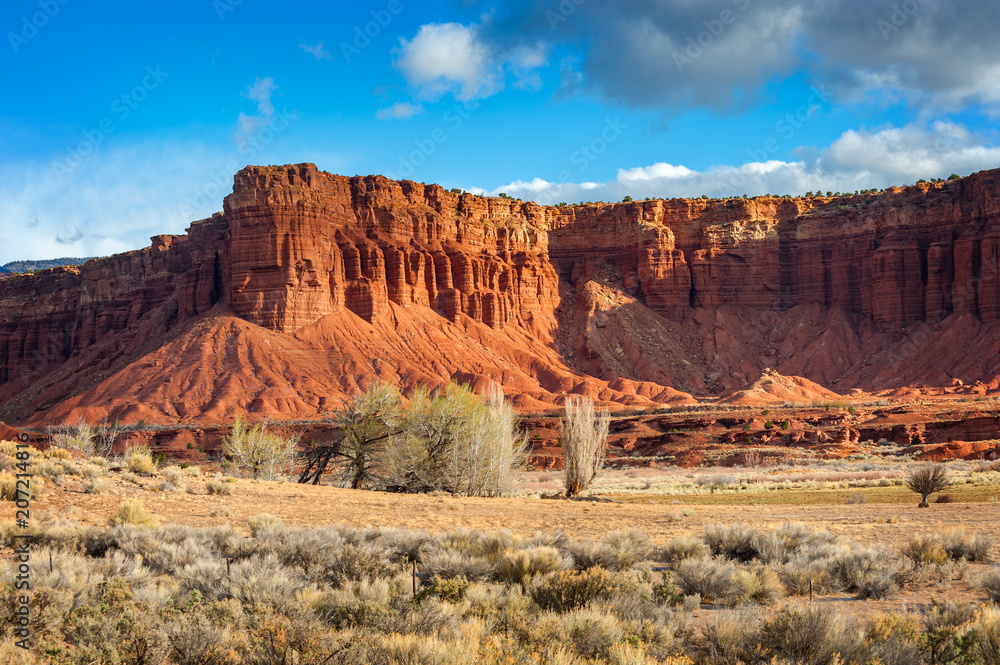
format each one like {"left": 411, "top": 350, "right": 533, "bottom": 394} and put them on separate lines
{"left": 2, "top": 163, "right": 1000, "bottom": 424}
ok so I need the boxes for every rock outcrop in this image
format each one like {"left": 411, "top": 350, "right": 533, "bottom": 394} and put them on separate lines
{"left": 2, "top": 163, "right": 1000, "bottom": 425}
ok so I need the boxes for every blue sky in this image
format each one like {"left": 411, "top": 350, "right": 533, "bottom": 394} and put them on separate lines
{"left": 2, "top": 0, "right": 1000, "bottom": 263}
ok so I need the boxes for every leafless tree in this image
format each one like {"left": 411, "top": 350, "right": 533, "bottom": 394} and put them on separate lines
{"left": 561, "top": 396, "right": 610, "bottom": 497}
{"left": 906, "top": 464, "right": 949, "bottom": 507}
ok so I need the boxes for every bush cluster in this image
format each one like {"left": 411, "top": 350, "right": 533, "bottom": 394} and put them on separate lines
{"left": 326, "top": 381, "right": 528, "bottom": 497}
{"left": 2, "top": 519, "right": 999, "bottom": 664}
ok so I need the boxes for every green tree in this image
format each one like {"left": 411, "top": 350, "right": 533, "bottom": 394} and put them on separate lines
{"left": 384, "top": 382, "right": 526, "bottom": 496}
{"left": 223, "top": 416, "right": 298, "bottom": 480}
{"left": 333, "top": 381, "right": 402, "bottom": 490}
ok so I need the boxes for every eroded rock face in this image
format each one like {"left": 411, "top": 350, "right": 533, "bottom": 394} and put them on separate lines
{"left": 225, "top": 165, "right": 559, "bottom": 334}
{"left": 2, "top": 163, "right": 1000, "bottom": 424}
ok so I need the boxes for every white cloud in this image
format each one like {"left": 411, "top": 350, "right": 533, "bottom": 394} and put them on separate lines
{"left": 236, "top": 77, "right": 277, "bottom": 145}
{"left": 0, "top": 142, "right": 227, "bottom": 264}
{"left": 298, "top": 42, "right": 333, "bottom": 61}
{"left": 482, "top": 122, "right": 1000, "bottom": 203}
{"left": 376, "top": 102, "right": 423, "bottom": 120}
{"left": 394, "top": 23, "right": 494, "bottom": 101}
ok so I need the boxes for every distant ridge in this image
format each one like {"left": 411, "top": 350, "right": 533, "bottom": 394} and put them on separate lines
{"left": 0, "top": 257, "right": 97, "bottom": 274}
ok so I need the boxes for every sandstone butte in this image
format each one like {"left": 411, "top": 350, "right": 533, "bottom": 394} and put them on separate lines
{"left": 2, "top": 162, "right": 1000, "bottom": 428}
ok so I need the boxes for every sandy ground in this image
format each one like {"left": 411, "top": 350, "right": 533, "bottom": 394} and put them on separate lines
{"left": 6, "top": 473, "right": 999, "bottom": 550}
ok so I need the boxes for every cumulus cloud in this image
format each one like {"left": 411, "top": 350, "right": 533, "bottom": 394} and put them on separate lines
{"left": 481, "top": 122, "right": 1000, "bottom": 203}
{"left": 376, "top": 101, "right": 423, "bottom": 120}
{"left": 391, "top": 20, "right": 548, "bottom": 102}
{"left": 236, "top": 77, "right": 277, "bottom": 145}
{"left": 475, "top": 0, "right": 1000, "bottom": 112}
{"left": 393, "top": 23, "right": 495, "bottom": 101}
{"left": 298, "top": 42, "right": 333, "bottom": 61}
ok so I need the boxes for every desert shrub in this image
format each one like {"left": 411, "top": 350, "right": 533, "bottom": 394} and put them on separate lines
{"left": 935, "top": 492, "right": 954, "bottom": 503}
{"left": 316, "top": 578, "right": 403, "bottom": 630}
{"left": 760, "top": 606, "right": 867, "bottom": 665}
{"left": 83, "top": 478, "right": 107, "bottom": 494}
{"left": 982, "top": 568, "right": 1000, "bottom": 602}
{"left": 145, "top": 538, "right": 215, "bottom": 575}
{"left": 50, "top": 418, "right": 96, "bottom": 455}
{"left": 181, "top": 465, "right": 202, "bottom": 477}
{"left": 559, "top": 606, "right": 624, "bottom": 659}
{"left": 703, "top": 523, "right": 761, "bottom": 562}
{"left": 161, "top": 466, "right": 184, "bottom": 484}
{"left": 127, "top": 450, "right": 157, "bottom": 475}
{"left": 120, "top": 471, "right": 141, "bottom": 484}
{"left": 658, "top": 534, "right": 710, "bottom": 564}
{"left": 270, "top": 527, "right": 339, "bottom": 574}
{"left": 778, "top": 558, "right": 833, "bottom": 596}
{"left": 919, "top": 601, "right": 980, "bottom": 665}
{"left": 674, "top": 558, "right": 736, "bottom": 603}
{"left": 0, "top": 473, "right": 42, "bottom": 501}
{"left": 164, "top": 614, "right": 237, "bottom": 665}
{"left": 602, "top": 529, "right": 653, "bottom": 570}
{"left": 222, "top": 416, "right": 297, "bottom": 480}
{"left": 247, "top": 513, "right": 284, "bottom": 536}
{"left": 903, "top": 534, "right": 949, "bottom": 566}
{"left": 32, "top": 459, "right": 66, "bottom": 481}
{"left": 323, "top": 543, "right": 398, "bottom": 588}
{"left": 906, "top": 463, "right": 949, "bottom": 507}
{"left": 829, "top": 549, "right": 900, "bottom": 599}
{"left": 89, "top": 455, "right": 108, "bottom": 467}
{"left": 206, "top": 479, "right": 232, "bottom": 495}
{"left": 419, "top": 547, "right": 494, "bottom": 582}
{"left": 414, "top": 575, "right": 472, "bottom": 604}
{"left": 569, "top": 539, "right": 618, "bottom": 571}
{"left": 78, "top": 463, "right": 104, "bottom": 479}
{"left": 0, "top": 473, "right": 17, "bottom": 501}
{"left": 228, "top": 554, "right": 307, "bottom": 607}
{"left": 968, "top": 605, "right": 1000, "bottom": 663}
{"left": 561, "top": 396, "right": 610, "bottom": 497}
{"left": 733, "top": 568, "right": 784, "bottom": 605}
{"left": 110, "top": 499, "right": 159, "bottom": 528}
{"left": 370, "top": 631, "right": 477, "bottom": 665}
{"left": 530, "top": 567, "right": 633, "bottom": 612}
{"left": 496, "top": 546, "right": 567, "bottom": 588}
{"left": 44, "top": 446, "right": 73, "bottom": 460}
{"left": 702, "top": 609, "right": 759, "bottom": 665}
{"left": 942, "top": 528, "right": 993, "bottom": 562}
